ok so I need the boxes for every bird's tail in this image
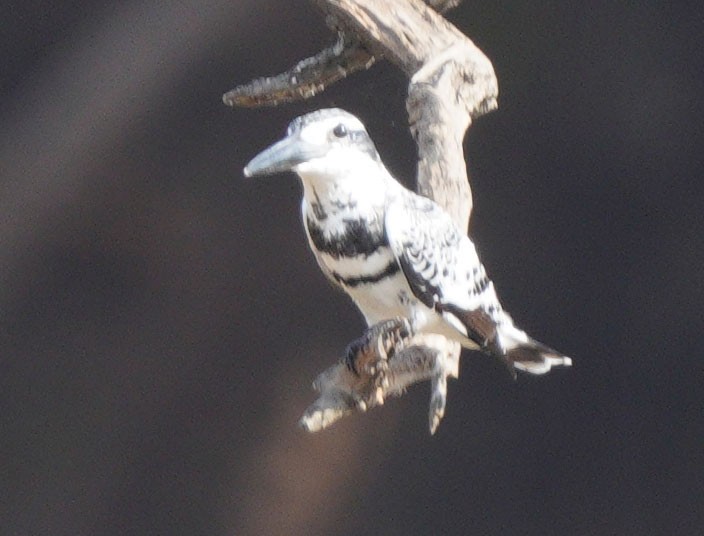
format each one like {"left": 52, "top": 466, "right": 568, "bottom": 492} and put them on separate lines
{"left": 438, "top": 304, "right": 572, "bottom": 375}
{"left": 504, "top": 337, "right": 572, "bottom": 375}
{"left": 495, "top": 319, "right": 572, "bottom": 375}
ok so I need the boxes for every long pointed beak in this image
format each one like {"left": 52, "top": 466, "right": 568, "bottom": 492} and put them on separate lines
{"left": 243, "top": 135, "right": 326, "bottom": 177}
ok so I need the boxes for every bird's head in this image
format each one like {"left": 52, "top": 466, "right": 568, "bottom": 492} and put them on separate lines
{"left": 243, "top": 108, "right": 380, "bottom": 181}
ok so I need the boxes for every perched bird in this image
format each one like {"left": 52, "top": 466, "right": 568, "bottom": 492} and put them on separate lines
{"left": 244, "top": 108, "right": 571, "bottom": 375}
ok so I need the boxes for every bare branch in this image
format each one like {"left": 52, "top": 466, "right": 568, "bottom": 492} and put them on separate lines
{"left": 408, "top": 41, "right": 498, "bottom": 228}
{"left": 223, "top": 34, "right": 375, "bottom": 107}
{"left": 222, "top": 0, "right": 464, "bottom": 107}
{"left": 300, "top": 335, "right": 459, "bottom": 433}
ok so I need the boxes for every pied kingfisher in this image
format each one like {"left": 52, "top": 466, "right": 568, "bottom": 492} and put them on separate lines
{"left": 244, "top": 108, "right": 572, "bottom": 376}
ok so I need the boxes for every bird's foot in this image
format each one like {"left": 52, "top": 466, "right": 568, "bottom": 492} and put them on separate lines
{"left": 344, "top": 317, "right": 414, "bottom": 401}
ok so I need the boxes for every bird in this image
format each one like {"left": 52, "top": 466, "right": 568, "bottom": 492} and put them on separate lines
{"left": 244, "top": 108, "right": 572, "bottom": 376}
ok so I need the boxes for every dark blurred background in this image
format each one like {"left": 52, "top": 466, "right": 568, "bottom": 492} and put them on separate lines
{"left": 1, "top": 1, "right": 702, "bottom": 535}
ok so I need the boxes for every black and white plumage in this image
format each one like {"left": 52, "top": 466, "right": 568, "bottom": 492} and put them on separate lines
{"left": 244, "top": 108, "right": 572, "bottom": 375}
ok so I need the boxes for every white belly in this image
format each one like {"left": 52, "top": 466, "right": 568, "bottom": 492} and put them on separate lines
{"left": 315, "top": 241, "right": 476, "bottom": 347}
{"left": 316, "top": 245, "right": 410, "bottom": 323}
{"left": 346, "top": 270, "right": 412, "bottom": 324}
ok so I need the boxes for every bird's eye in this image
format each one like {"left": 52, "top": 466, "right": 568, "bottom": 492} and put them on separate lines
{"left": 332, "top": 123, "right": 348, "bottom": 138}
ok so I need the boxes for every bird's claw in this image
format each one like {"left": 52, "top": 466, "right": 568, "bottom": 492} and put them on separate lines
{"left": 344, "top": 330, "right": 389, "bottom": 387}
{"left": 378, "top": 317, "right": 414, "bottom": 356}
{"left": 344, "top": 317, "right": 414, "bottom": 405}
{"left": 344, "top": 336, "right": 368, "bottom": 376}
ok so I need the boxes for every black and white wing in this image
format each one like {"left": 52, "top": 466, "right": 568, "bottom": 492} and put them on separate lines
{"left": 384, "top": 192, "right": 504, "bottom": 350}
{"left": 385, "top": 191, "right": 572, "bottom": 375}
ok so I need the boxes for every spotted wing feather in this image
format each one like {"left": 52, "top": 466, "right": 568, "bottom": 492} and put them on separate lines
{"left": 385, "top": 192, "right": 504, "bottom": 348}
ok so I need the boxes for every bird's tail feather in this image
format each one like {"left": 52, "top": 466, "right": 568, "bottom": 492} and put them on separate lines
{"left": 437, "top": 304, "right": 572, "bottom": 375}
{"left": 505, "top": 338, "right": 572, "bottom": 375}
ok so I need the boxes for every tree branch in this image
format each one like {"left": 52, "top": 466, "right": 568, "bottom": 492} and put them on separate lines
{"left": 223, "top": 33, "right": 375, "bottom": 107}
{"left": 222, "top": 0, "right": 466, "bottom": 107}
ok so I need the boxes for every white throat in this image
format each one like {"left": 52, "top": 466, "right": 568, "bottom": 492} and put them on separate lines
{"left": 295, "top": 156, "right": 391, "bottom": 212}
